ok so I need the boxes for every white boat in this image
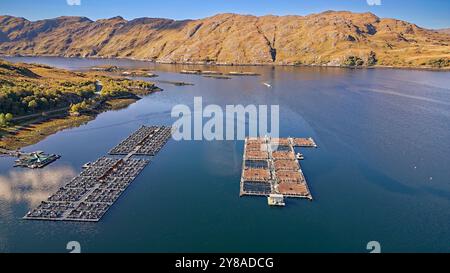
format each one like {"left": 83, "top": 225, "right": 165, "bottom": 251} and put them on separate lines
{"left": 263, "top": 82, "right": 272, "bottom": 88}
{"left": 296, "top": 153, "right": 304, "bottom": 160}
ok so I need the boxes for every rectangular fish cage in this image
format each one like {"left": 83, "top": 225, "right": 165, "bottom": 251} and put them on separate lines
{"left": 242, "top": 181, "right": 272, "bottom": 195}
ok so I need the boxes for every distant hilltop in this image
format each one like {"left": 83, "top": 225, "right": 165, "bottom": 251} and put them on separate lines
{"left": 437, "top": 28, "right": 450, "bottom": 35}
{"left": 0, "top": 11, "right": 449, "bottom": 68}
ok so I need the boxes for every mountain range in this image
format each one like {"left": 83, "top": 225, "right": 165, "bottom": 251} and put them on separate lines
{"left": 0, "top": 11, "right": 449, "bottom": 68}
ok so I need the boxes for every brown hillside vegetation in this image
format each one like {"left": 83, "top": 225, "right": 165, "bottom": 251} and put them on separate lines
{"left": 437, "top": 28, "right": 450, "bottom": 35}
{"left": 0, "top": 11, "right": 449, "bottom": 68}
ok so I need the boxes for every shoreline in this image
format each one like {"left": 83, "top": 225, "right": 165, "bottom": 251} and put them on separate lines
{"left": 2, "top": 54, "right": 450, "bottom": 72}
{"left": 0, "top": 93, "right": 157, "bottom": 151}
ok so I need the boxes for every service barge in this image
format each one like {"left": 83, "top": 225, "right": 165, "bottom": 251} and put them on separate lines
{"left": 0, "top": 148, "right": 60, "bottom": 169}
{"left": 14, "top": 152, "right": 61, "bottom": 168}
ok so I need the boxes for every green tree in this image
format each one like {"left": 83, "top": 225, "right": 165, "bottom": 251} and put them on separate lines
{"left": 40, "top": 97, "right": 49, "bottom": 106}
{"left": 5, "top": 113, "right": 13, "bottom": 121}
{"left": 344, "top": 56, "right": 364, "bottom": 66}
{"left": 0, "top": 113, "right": 5, "bottom": 127}
{"left": 70, "top": 103, "right": 81, "bottom": 113}
{"left": 367, "top": 51, "right": 378, "bottom": 66}
{"left": 70, "top": 100, "right": 90, "bottom": 114}
{"left": 28, "top": 100, "right": 38, "bottom": 109}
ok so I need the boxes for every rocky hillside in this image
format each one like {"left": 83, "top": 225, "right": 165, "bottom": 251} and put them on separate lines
{"left": 1, "top": 11, "right": 449, "bottom": 68}
{"left": 437, "top": 28, "right": 450, "bottom": 35}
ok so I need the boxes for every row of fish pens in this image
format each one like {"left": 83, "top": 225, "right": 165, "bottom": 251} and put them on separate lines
{"left": 23, "top": 125, "right": 172, "bottom": 222}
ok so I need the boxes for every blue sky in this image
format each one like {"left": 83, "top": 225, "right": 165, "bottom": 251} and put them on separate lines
{"left": 1, "top": 0, "right": 449, "bottom": 29}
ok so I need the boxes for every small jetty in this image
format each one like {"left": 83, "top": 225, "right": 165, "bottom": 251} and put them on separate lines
{"left": 23, "top": 125, "right": 172, "bottom": 222}
{"left": 0, "top": 148, "right": 60, "bottom": 169}
{"left": 240, "top": 136, "right": 317, "bottom": 206}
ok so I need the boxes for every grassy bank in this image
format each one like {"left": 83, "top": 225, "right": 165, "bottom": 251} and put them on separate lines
{"left": 0, "top": 96, "right": 145, "bottom": 150}
{"left": 0, "top": 115, "right": 93, "bottom": 150}
{"left": 105, "top": 98, "right": 139, "bottom": 110}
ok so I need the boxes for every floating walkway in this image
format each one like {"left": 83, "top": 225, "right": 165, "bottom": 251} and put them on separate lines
{"left": 24, "top": 125, "right": 172, "bottom": 222}
{"left": 240, "top": 136, "right": 317, "bottom": 205}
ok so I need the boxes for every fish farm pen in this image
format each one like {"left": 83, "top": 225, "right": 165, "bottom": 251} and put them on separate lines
{"left": 240, "top": 137, "right": 317, "bottom": 206}
{"left": 24, "top": 126, "right": 172, "bottom": 222}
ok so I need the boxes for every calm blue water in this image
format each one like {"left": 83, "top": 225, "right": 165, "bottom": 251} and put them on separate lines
{"left": 1, "top": 57, "right": 450, "bottom": 252}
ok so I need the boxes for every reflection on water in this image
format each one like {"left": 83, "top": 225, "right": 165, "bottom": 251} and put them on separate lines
{"left": 0, "top": 166, "right": 75, "bottom": 209}
{"left": 203, "top": 141, "right": 242, "bottom": 177}
{"left": 350, "top": 87, "right": 450, "bottom": 106}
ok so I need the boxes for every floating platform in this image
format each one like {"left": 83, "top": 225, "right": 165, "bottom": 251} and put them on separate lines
{"left": 240, "top": 136, "right": 317, "bottom": 205}
{"left": 14, "top": 152, "right": 60, "bottom": 169}
{"left": 1, "top": 148, "right": 60, "bottom": 169}
{"left": 24, "top": 125, "right": 172, "bottom": 222}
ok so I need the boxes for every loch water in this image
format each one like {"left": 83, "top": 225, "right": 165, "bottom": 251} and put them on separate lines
{"left": 1, "top": 57, "right": 450, "bottom": 252}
